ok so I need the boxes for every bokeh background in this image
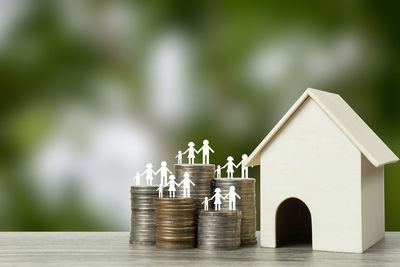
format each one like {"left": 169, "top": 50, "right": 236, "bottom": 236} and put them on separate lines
{"left": 0, "top": 0, "right": 399, "bottom": 231}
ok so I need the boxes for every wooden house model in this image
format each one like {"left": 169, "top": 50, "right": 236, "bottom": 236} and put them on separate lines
{"left": 245, "top": 88, "right": 398, "bottom": 253}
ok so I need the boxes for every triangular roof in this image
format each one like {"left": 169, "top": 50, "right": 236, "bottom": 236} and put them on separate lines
{"left": 245, "top": 88, "right": 399, "bottom": 168}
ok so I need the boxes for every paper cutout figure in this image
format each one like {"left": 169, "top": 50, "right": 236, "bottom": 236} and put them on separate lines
{"left": 198, "top": 139, "right": 214, "bottom": 164}
{"left": 156, "top": 161, "right": 172, "bottom": 186}
{"left": 222, "top": 156, "right": 235, "bottom": 178}
{"left": 175, "top": 151, "right": 183, "bottom": 164}
{"left": 215, "top": 165, "right": 222, "bottom": 178}
{"left": 134, "top": 172, "right": 141, "bottom": 186}
{"left": 165, "top": 175, "right": 179, "bottom": 198}
{"left": 209, "top": 188, "right": 223, "bottom": 211}
{"left": 224, "top": 185, "right": 241, "bottom": 211}
{"left": 202, "top": 197, "right": 209, "bottom": 211}
{"left": 141, "top": 163, "right": 157, "bottom": 186}
{"left": 156, "top": 184, "right": 164, "bottom": 198}
{"left": 178, "top": 172, "right": 195, "bottom": 198}
{"left": 183, "top": 142, "right": 197, "bottom": 164}
{"left": 236, "top": 154, "right": 249, "bottom": 179}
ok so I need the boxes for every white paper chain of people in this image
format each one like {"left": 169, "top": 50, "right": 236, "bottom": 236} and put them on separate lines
{"left": 202, "top": 186, "right": 241, "bottom": 211}
{"left": 158, "top": 173, "right": 195, "bottom": 198}
{"left": 215, "top": 154, "right": 251, "bottom": 179}
{"left": 176, "top": 140, "right": 214, "bottom": 165}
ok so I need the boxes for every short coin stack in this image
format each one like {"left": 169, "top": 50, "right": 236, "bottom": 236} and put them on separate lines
{"left": 154, "top": 198, "right": 196, "bottom": 249}
{"left": 197, "top": 210, "right": 242, "bottom": 249}
{"left": 174, "top": 164, "right": 215, "bottom": 213}
{"left": 214, "top": 178, "right": 257, "bottom": 245}
{"left": 130, "top": 186, "right": 159, "bottom": 245}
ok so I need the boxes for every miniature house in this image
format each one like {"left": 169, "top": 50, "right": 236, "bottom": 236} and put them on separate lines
{"left": 245, "top": 88, "right": 398, "bottom": 253}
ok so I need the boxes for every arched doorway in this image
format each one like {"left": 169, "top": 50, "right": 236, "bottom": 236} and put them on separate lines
{"left": 276, "top": 198, "right": 312, "bottom": 247}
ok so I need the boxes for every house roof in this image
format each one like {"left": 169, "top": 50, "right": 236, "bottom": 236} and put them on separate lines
{"left": 245, "top": 88, "right": 399, "bottom": 168}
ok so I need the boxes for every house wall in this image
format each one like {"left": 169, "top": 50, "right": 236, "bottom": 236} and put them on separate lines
{"left": 361, "top": 154, "right": 385, "bottom": 251}
{"left": 260, "top": 98, "right": 363, "bottom": 253}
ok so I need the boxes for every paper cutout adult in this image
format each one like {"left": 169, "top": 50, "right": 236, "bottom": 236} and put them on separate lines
{"left": 175, "top": 151, "right": 183, "bottom": 164}
{"left": 156, "top": 184, "right": 164, "bottom": 198}
{"left": 165, "top": 175, "right": 179, "bottom": 198}
{"left": 224, "top": 185, "right": 241, "bottom": 211}
{"left": 236, "top": 154, "right": 249, "bottom": 179}
{"left": 134, "top": 172, "right": 141, "bottom": 186}
{"left": 202, "top": 197, "right": 209, "bottom": 211}
{"left": 198, "top": 139, "right": 214, "bottom": 164}
{"left": 141, "top": 163, "right": 156, "bottom": 186}
{"left": 209, "top": 188, "right": 223, "bottom": 211}
{"left": 183, "top": 142, "right": 197, "bottom": 164}
{"left": 215, "top": 165, "right": 222, "bottom": 178}
{"left": 222, "top": 156, "right": 235, "bottom": 179}
{"left": 156, "top": 161, "right": 172, "bottom": 186}
{"left": 178, "top": 172, "right": 195, "bottom": 198}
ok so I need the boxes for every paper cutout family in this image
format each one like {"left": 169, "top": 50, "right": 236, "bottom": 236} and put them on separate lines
{"left": 133, "top": 140, "right": 244, "bottom": 211}
{"left": 203, "top": 186, "right": 241, "bottom": 211}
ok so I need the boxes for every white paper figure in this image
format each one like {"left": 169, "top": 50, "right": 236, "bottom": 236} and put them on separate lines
{"left": 197, "top": 139, "right": 215, "bottom": 164}
{"left": 134, "top": 172, "right": 141, "bottom": 186}
{"left": 141, "top": 163, "right": 157, "bottom": 186}
{"left": 223, "top": 186, "right": 241, "bottom": 211}
{"left": 236, "top": 154, "right": 249, "bottom": 179}
{"left": 222, "top": 156, "right": 235, "bottom": 179}
{"left": 165, "top": 175, "right": 179, "bottom": 198}
{"left": 183, "top": 142, "right": 197, "bottom": 164}
{"left": 178, "top": 172, "right": 195, "bottom": 198}
{"left": 215, "top": 165, "right": 222, "bottom": 178}
{"left": 175, "top": 151, "right": 183, "bottom": 164}
{"left": 209, "top": 188, "right": 223, "bottom": 211}
{"left": 156, "top": 184, "right": 164, "bottom": 198}
{"left": 202, "top": 197, "right": 209, "bottom": 211}
{"left": 156, "top": 161, "right": 172, "bottom": 186}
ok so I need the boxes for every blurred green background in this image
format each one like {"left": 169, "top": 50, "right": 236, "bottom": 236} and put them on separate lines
{"left": 0, "top": 0, "right": 399, "bottom": 231}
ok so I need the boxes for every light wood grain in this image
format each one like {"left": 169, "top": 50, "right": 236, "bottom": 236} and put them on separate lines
{"left": 0, "top": 232, "right": 399, "bottom": 266}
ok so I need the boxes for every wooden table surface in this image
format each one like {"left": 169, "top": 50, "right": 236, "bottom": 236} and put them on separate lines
{"left": 0, "top": 232, "right": 399, "bottom": 266}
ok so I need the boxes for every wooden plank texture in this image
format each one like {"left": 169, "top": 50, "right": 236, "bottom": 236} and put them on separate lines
{"left": 0, "top": 232, "right": 399, "bottom": 266}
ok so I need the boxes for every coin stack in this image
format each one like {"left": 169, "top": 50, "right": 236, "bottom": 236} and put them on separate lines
{"left": 174, "top": 164, "right": 215, "bottom": 213}
{"left": 197, "top": 210, "right": 242, "bottom": 250}
{"left": 213, "top": 178, "right": 257, "bottom": 245}
{"left": 154, "top": 198, "right": 196, "bottom": 249}
{"left": 130, "top": 186, "right": 162, "bottom": 245}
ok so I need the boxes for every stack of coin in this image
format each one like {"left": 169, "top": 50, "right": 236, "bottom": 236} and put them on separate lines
{"left": 154, "top": 198, "right": 196, "bottom": 249}
{"left": 213, "top": 178, "right": 257, "bottom": 245}
{"left": 174, "top": 164, "right": 215, "bottom": 213}
{"left": 130, "top": 186, "right": 162, "bottom": 245}
{"left": 197, "top": 210, "right": 242, "bottom": 250}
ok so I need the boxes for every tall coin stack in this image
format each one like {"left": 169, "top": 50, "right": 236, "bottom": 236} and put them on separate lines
{"left": 174, "top": 164, "right": 215, "bottom": 213}
{"left": 154, "top": 198, "right": 196, "bottom": 249}
{"left": 130, "top": 186, "right": 159, "bottom": 245}
{"left": 213, "top": 178, "right": 257, "bottom": 245}
{"left": 197, "top": 210, "right": 242, "bottom": 250}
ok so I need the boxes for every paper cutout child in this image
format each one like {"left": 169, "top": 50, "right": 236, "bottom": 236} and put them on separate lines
{"left": 183, "top": 142, "right": 197, "bottom": 164}
{"left": 175, "top": 151, "right": 183, "bottom": 164}
{"left": 141, "top": 163, "right": 157, "bottom": 186}
{"left": 178, "top": 172, "right": 195, "bottom": 198}
{"left": 224, "top": 186, "right": 241, "bottom": 211}
{"left": 202, "top": 197, "right": 209, "bottom": 211}
{"left": 209, "top": 188, "right": 223, "bottom": 211}
{"left": 156, "top": 161, "right": 172, "bottom": 186}
{"left": 156, "top": 184, "right": 164, "bottom": 198}
{"left": 222, "top": 156, "right": 235, "bottom": 179}
{"left": 165, "top": 175, "right": 179, "bottom": 198}
{"left": 134, "top": 172, "right": 141, "bottom": 186}
{"left": 236, "top": 154, "right": 249, "bottom": 179}
{"left": 215, "top": 165, "right": 222, "bottom": 178}
{"left": 197, "top": 139, "right": 215, "bottom": 164}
